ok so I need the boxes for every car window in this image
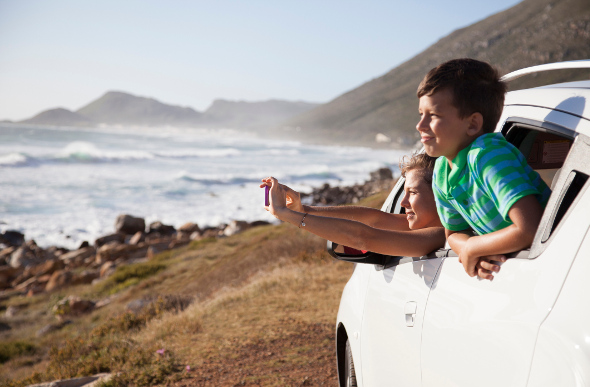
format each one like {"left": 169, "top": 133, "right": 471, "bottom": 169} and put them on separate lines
{"left": 502, "top": 121, "right": 590, "bottom": 259}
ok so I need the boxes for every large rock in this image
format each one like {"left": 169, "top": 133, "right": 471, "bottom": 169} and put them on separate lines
{"left": 0, "top": 266, "right": 21, "bottom": 290}
{"left": 94, "top": 233, "right": 125, "bottom": 248}
{"left": 45, "top": 270, "right": 73, "bottom": 292}
{"left": 129, "top": 231, "right": 145, "bottom": 245}
{"left": 24, "top": 259, "right": 65, "bottom": 278}
{"left": 95, "top": 242, "right": 149, "bottom": 264}
{"left": 0, "top": 246, "right": 16, "bottom": 265}
{"left": 0, "top": 230, "right": 25, "bottom": 247}
{"left": 59, "top": 247, "right": 96, "bottom": 267}
{"left": 148, "top": 221, "right": 176, "bottom": 236}
{"left": 115, "top": 214, "right": 146, "bottom": 235}
{"left": 178, "top": 222, "right": 201, "bottom": 240}
{"left": 9, "top": 245, "right": 39, "bottom": 269}
{"left": 223, "top": 220, "right": 251, "bottom": 237}
{"left": 53, "top": 295, "right": 96, "bottom": 317}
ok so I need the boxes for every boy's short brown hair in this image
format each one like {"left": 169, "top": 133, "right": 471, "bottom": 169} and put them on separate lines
{"left": 400, "top": 152, "right": 437, "bottom": 185}
{"left": 417, "top": 58, "right": 507, "bottom": 133}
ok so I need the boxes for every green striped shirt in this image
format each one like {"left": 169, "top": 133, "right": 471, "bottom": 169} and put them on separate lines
{"left": 432, "top": 133, "right": 551, "bottom": 235}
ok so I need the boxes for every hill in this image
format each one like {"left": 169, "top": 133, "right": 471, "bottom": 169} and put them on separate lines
{"left": 76, "top": 91, "right": 203, "bottom": 127}
{"left": 18, "top": 91, "right": 318, "bottom": 131}
{"left": 20, "top": 108, "right": 94, "bottom": 127}
{"left": 282, "top": 0, "right": 590, "bottom": 147}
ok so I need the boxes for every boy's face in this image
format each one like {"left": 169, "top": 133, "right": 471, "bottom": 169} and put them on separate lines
{"left": 417, "top": 88, "right": 479, "bottom": 162}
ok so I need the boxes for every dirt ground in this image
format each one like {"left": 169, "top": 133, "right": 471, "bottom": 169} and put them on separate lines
{"left": 169, "top": 319, "right": 338, "bottom": 387}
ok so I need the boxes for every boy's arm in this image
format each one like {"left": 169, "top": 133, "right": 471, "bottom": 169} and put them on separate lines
{"left": 448, "top": 195, "right": 543, "bottom": 277}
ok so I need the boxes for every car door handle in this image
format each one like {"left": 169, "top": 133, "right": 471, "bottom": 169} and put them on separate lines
{"left": 405, "top": 301, "right": 417, "bottom": 327}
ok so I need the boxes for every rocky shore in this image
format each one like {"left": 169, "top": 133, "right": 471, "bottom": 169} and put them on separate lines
{"left": 0, "top": 167, "right": 395, "bottom": 301}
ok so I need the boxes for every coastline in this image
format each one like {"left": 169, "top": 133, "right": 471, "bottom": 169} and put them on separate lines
{"left": 0, "top": 166, "right": 396, "bottom": 298}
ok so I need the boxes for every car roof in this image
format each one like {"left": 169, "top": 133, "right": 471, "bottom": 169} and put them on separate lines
{"left": 505, "top": 80, "right": 590, "bottom": 121}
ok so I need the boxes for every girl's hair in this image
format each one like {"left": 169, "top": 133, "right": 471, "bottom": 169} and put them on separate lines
{"left": 399, "top": 152, "right": 437, "bottom": 185}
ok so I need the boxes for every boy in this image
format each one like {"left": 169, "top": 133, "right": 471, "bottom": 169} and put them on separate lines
{"left": 416, "top": 58, "right": 551, "bottom": 279}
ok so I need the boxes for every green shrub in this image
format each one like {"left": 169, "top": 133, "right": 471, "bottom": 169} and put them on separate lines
{"left": 96, "top": 263, "right": 166, "bottom": 295}
{"left": 0, "top": 341, "right": 35, "bottom": 364}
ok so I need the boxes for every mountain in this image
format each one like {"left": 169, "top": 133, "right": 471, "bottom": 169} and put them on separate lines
{"left": 76, "top": 91, "right": 202, "bottom": 127}
{"left": 283, "top": 0, "right": 590, "bottom": 147}
{"left": 202, "top": 99, "right": 319, "bottom": 129}
{"left": 18, "top": 91, "right": 318, "bottom": 130}
{"left": 20, "top": 108, "right": 94, "bottom": 127}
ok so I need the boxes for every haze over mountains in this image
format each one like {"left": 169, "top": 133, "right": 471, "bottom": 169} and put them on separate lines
{"left": 15, "top": 0, "right": 590, "bottom": 147}
{"left": 19, "top": 91, "right": 319, "bottom": 131}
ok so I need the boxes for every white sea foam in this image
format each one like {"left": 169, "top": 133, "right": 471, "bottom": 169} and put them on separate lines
{"left": 0, "top": 123, "right": 412, "bottom": 248}
{"left": 0, "top": 153, "right": 30, "bottom": 166}
{"left": 53, "top": 141, "right": 155, "bottom": 162}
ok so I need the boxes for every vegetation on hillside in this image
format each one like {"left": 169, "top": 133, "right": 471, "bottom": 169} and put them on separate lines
{"left": 0, "top": 189, "right": 391, "bottom": 386}
{"left": 283, "top": 0, "right": 590, "bottom": 147}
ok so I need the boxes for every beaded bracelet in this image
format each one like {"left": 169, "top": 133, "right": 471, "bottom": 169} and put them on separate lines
{"left": 299, "top": 213, "right": 308, "bottom": 228}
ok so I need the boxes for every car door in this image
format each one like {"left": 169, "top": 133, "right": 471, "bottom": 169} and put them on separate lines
{"left": 352, "top": 176, "right": 444, "bottom": 387}
{"left": 420, "top": 114, "right": 590, "bottom": 386}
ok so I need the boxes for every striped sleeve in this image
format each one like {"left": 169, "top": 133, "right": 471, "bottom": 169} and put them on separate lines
{"left": 432, "top": 162, "right": 470, "bottom": 231}
{"left": 472, "top": 139, "right": 542, "bottom": 220}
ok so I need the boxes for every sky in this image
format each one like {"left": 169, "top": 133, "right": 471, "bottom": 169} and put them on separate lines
{"left": 0, "top": 0, "right": 522, "bottom": 121}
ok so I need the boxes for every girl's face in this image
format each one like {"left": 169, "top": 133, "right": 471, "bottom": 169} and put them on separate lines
{"left": 400, "top": 169, "right": 441, "bottom": 230}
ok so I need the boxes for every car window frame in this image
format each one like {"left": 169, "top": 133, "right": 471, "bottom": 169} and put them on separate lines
{"left": 500, "top": 117, "right": 590, "bottom": 259}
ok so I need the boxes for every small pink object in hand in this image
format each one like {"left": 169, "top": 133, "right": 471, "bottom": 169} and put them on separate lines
{"left": 265, "top": 185, "right": 270, "bottom": 206}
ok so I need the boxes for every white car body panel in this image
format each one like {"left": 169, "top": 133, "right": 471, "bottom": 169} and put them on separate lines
{"left": 528, "top": 212, "right": 590, "bottom": 387}
{"left": 360, "top": 257, "right": 442, "bottom": 387}
{"left": 421, "top": 184, "right": 590, "bottom": 386}
{"left": 334, "top": 64, "right": 590, "bottom": 387}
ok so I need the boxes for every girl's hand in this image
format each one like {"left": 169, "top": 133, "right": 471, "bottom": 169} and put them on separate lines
{"left": 260, "top": 177, "right": 288, "bottom": 219}
{"left": 260, "top": 178, "right": 303, "bottom": 213}
{"left": 281, "top": 184, "right": 303, "bottom": 213}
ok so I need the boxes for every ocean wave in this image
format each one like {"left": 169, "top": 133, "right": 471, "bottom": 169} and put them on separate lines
{"left": 53, "top": 141, "right": 155, "bottom": 163}
{"left": 155, "top": 148, "right": 242, "bottom": 158}
{"left": 175, "top": 171, "right": 259, "bottom": 185}
{"left": 0, "top": 153, "right": 33, "bottom": 167}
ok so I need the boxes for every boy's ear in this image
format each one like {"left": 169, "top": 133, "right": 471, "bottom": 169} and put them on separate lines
{"left": 466, "top": 112, "right": 484, "bottom": 136}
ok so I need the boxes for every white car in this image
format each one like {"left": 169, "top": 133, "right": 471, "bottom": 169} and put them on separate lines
{"left": 330, "top": 60, "right": 590, "bottom": 387}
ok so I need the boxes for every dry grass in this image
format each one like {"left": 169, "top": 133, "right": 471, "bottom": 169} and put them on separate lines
{"left": 0, "top": 192, "right": 386, "bottom": 386}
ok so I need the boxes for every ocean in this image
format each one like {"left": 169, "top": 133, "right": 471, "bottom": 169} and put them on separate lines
{"left": 0, "top": 124, "right": 410, "bottom": 249}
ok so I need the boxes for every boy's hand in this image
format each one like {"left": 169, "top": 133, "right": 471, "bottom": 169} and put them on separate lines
{"left": 476, "top": 255, "right": 507, "bottom": 280}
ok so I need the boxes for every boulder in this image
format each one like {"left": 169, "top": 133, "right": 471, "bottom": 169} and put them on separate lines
{"left": 0, "top": 246, "right": 16, "bottom": 265}
{"left": 45, "top": 270, "right": 73, "bottom": 292}
{"left": 24, "top": 259, "right": 65, "bottom": 278}
{"left": 59, "top": 247, "right": 96, "bottom": 267}
{"left": 0, "top": 266, "right": 21, "bottom": 290}
{"left": 0, "top": 230, "right": 25, "bottom": 247}
{"left": 95, "top": 243, "right": 149, "bottom": 264}
{"left": 148, "top": 221, "right": 176, "bottom": 236}
{"left": 53, "top": 296, "right": 96, "bottom": 318}
{"left": 100, "top": 261, "right": 116, "bottom": 278}
{"left": 129, "top": 231, "right": 145, "bottom": 245}
{"left": 115, "top": 214, "right": 146, "bottom": 235}
{"left": 223, "top": 220, "right": 251, "bottom": 237}
{"left": 9, "top": 245, "right": 39, "bottom": 269}
{"left": 178, "top": 222, "right": 201, "bottom": 240}
{"left": 94, "top": 233, "right": 125, "bottom": 248}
